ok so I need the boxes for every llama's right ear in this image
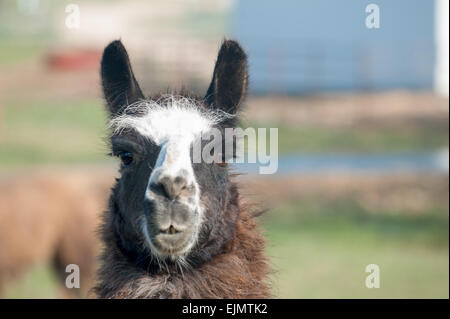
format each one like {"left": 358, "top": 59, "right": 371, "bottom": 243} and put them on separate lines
{"left": 101, "top": 40, "right": 144, "bottom": 117}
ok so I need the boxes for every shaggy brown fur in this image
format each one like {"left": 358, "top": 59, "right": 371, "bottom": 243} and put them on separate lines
{"left": 0, "top": 169, "right": 112, "bottom": 297}
{"left": 94, "top": 187, "right": 271, "bottom": 298}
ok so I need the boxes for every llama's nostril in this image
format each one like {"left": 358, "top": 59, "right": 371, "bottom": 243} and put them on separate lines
{"left": 153, "top": 174, "right": 189, "bottom": 200}
{"left": 149, "top": 181, "right": 169, "bottom": 198}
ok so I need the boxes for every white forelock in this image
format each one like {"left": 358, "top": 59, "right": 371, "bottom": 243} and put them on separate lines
{"left": 109, "top": 95, "right": 233, "bottom": 144}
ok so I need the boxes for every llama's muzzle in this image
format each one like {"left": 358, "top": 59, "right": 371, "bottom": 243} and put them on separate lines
{"left": 142, "top": 187, "right": 201, "bottom": 257}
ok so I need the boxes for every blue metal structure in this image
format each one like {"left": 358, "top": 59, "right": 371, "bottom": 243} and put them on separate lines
{"left": 231, "top": 0, "right": 435, "bottom": 94}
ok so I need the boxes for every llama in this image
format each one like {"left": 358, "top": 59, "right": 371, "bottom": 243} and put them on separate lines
{"left": 0, "top": 169, "right": 110, "bottom": 297}
{"left": 94, "top": 39, "right": 272, "bottom": 298}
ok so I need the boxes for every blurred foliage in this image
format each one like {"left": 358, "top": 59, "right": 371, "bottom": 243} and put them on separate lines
{"left": 242, "top": 120, "right": 449, "bottom": 154}
{"left": 0, "top": 98, "right": 110, "bottom": 167}
{"left": 4, "top": 264, "right": 60, "bottom": 299}
{"left": 0, "top": 39, "right": 46, "bottom": 66}
{"left": 262, "top": 198, "right": 449, "bottom": 247}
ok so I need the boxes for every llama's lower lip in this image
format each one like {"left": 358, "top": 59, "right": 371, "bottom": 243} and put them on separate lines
{"left": 157, "top": 231, "right": 185, "bottom": 238}
{"left": 154, "top": 231, "right": 192, "bottom": 254}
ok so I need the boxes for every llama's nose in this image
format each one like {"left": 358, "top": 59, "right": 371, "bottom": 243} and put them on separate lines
{"left": 151, "top": 173, "right": 192, "bottom": 200}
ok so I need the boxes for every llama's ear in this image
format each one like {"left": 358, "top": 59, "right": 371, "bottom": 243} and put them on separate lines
{"left": 205, "top": 40, "right": 248, "bottom": 114}
{"left": 101, "top": 40, "right": 144, "bottom": 117}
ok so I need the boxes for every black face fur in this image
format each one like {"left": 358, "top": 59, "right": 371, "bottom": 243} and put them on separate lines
{"left": 101, "top": 40, "right": 248, "bottom": 272}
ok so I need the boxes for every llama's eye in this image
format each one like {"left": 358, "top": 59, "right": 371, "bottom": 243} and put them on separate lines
{"left": 214, "top": 154, "right": 227, "bottom": 167}
{"left": 119, "top": 152, "right": 133, "bottom": 167}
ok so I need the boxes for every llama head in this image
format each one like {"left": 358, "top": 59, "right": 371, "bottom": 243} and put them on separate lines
{"left": 101, "top": 40, "right": 247, "bottom": 265}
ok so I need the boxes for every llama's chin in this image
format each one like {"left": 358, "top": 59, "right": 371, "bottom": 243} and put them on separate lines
{"left": 151, "top": 234, "right": 196, "bottom": 259}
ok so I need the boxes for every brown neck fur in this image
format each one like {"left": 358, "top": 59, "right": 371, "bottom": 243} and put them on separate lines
{"left": 93, "top": 182, "right": 271, "bottom": 299}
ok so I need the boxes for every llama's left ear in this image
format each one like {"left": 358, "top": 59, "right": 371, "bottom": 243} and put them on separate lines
{"left": 101, "top": 40, "right": 144, "bottom": 117}
{"left": 205, "top": 40, "right": 248, "bottom": 114}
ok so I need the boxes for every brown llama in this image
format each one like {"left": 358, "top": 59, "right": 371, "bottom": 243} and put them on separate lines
{"left": 94, "top": 39, "right": 272, "bottom": 298}
{"left": 0, "top": 169, "right": 111, "bottom": 297}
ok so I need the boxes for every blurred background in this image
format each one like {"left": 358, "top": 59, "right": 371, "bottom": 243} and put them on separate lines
{"left": 0, "top": 0, "right": 448, "bottom": 298}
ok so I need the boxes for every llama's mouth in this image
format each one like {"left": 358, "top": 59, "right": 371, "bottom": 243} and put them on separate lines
{"left": 141, "top": 218, "right": 197, "bottom": 258}
{"left": 159, "top": 225, "right": 182, "bottom": 235}
{"left": 153, "top": 231, "right": 196, "bottom": 257}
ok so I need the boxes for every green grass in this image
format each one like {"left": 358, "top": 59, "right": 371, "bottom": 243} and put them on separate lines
{"left": 4, "top": 264, "right": 60, "bottom": 299}
{"left": 0, "top": 40, "right": 45, "bottom": 66}
{"left": 242, "top": 121, "right": 449, "bottom": 154}
{"left": 261, "top": 199, "right": 449, "bottom": 298}
{"left": 266, "top": 234, "right": 448, "bottom": 298}
{"left": 0, "top": 98, "right": 110, "bottom": 168}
